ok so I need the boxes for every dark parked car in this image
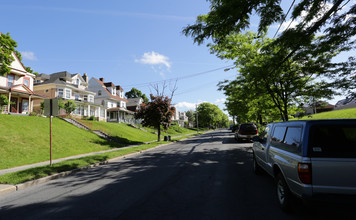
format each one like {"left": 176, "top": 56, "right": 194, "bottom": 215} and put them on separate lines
{"left": 234, "top": 123, "right": 258, "bottom": 142}
{"left": 230, "top": 124, "right": 238, "bottom": 133}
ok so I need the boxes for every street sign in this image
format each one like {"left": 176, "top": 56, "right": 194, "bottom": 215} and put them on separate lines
{"left": 44, "top": 98, "right": 59, "bottom": 116}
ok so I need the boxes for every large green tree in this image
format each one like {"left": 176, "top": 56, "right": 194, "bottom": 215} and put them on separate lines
{"left": 0, "top": 33, "right": 38, "bottom": 76}
{"left": 214, "top": 31, "right": 335, "bottom": 121}
{"left": 197, "top": 102, "right": 228, "bottom": 128}
{"left": 183, "top": 0, "right": 356, "bottom": 97}
{"left": 125, "top": 87, "right": 149, "bottom": 103}
{"left": 0, "top": 33, "right": 17, "bottom": 76}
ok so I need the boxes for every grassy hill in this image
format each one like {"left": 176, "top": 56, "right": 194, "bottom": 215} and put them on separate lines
{"left": 0, "top": 115, "right": 195, "bottom": 170}
{"left": 297, "top": 108, "right": 356, "bottom": 120}
{"left": 78, "top": 120, "right": 195, "bottom": 143}
{"left": 0, "top": 114, "right": 124, "bottom": 169}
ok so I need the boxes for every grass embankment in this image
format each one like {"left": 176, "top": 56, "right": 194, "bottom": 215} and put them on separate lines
{"left": 79, "top": 120, "right": 196, "bottom": 143}
{"left": 297, "top": 108, "right": 356, "bottom": 120}
{"left": 78, "top": 120, "right": 158, "bottom": 144}
{"left": 0, "top": 114, "right": 122, "bottom": 170}
{"left": 0, "top": 133, "right": 200, "bottom": 184}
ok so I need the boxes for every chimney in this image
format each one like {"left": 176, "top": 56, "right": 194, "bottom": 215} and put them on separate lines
{"left": 82, "top": 73, "right": 88, "bottom": 83}
{"left": 99, "top": 78, "right": 104, "bottom": 82}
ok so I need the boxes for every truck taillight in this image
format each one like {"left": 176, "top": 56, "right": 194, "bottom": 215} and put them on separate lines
{"left": 298, "top": 163, "right": 312, "bottom": 184}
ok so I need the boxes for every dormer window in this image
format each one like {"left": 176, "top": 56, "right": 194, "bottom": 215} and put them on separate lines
{"left": 7, "top": 74, "right": 14, "bottom": 87}
{"left": 76, "top": 79, "right": 80, "bottom": 85}
{"left": 23, "top": 77, "right": 30, "bottom": 88}
{"left": 98, "top": 90, "right": 102, "bottom": 96}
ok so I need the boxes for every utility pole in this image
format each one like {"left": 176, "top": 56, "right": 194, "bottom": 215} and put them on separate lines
{"left": 196, "top": 104, "right": 199, "bottom": 133}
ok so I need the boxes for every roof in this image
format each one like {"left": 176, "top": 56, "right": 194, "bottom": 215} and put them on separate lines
{"left": 35, "top": 71, "right": 72, "bottom": 85}
{"left": 93, "top": 78, "right": 128, "bottom": 102}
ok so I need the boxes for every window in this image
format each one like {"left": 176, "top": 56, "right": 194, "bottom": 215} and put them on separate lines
{"left": 7, "top": 74, "right": 14, "bottom": 87}
{"left": 45, "top": 89, "right": 49, "bottom": 93}
{"left": 58, "top": 88, "right": 64, "bottom": 97}
{"left": 284, "top": 127, "right": 302, "bottom": 146}
{"left": 65, "top": 89, "right": 71, "bottom": 99}
{"left": 75, "top": 94, "right": 79, "bottom": 101}
{"left": 309, "top": 125, "right": 356, "bottom": 158}
{"left": 271, "top": 126, "right": 302, "bottom": 154}
{"left": 271, "top": 126, "right": 286, "bottom": 143}
{"left": 121, "top": 101, "right": 126, "bottom": 108}
{"left": 98, "top": 90, "right": 102, "bottom": 96}
{"left": 22, "top": 100, "right": 29, "bottom": 111}
{"left": 76, "top": 79, "right": 80, "bottom": 85}
{"left": 84, "top": 95, "right": 88, "bottom": 101}
{"left": 89, "top": 95, "right": 94, "bottom": 103}
{"left": 23, "top": 78, "right": 30, "bottom": 88}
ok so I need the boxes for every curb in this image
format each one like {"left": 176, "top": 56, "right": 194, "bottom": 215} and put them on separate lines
{"left": 0, "top": 132, "right": 203, "bottom": 196}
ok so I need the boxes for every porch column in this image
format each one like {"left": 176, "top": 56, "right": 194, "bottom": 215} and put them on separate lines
{"left": 88, "top": 105, "right": 91, "bottom": 116}
{"left": 104, "top": 109, "right": 107, "bottom": 121}
{"left": 29, "top": 95, "right": 32, "bottom": 114}
{"left": 7, "top": 92, "right": 11, "bottom": 112}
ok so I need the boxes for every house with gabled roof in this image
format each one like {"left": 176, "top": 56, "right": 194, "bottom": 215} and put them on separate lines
{"left": 33, "top": 71, "right": 106, "bottom": 121}
{"left": 88, "top": 77, "right": 136, "bottom": 123}
{"left": 0, "top": 51, "right": 43, "bottom": 114}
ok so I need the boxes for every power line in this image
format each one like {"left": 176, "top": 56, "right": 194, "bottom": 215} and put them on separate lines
{"left": 121, "top": 64, "right": 235, "bottom": 89}
{"left": 273, "top": 0, "right": 296, "bottom": 38}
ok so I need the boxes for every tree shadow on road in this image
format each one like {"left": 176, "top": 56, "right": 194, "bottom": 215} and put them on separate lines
{"left": 1, "top": 130, "right": 355, "bottom": 219}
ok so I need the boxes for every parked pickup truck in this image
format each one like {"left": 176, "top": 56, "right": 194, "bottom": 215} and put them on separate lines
{"left": 252, "top": 119, "right": 356, "bottom": 211}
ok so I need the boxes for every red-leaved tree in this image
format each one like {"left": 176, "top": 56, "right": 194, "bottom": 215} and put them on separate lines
{"left": 135, "top": 94, "right": 175, "bottom": 141}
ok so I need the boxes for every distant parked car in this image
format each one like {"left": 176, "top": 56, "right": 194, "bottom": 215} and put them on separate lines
{"left": 234, "top": 123, "right": 258, "bottom": 142}
{"left": 252, "top": 119, "right": 356, "bottom": 211}
{"left": 231, "top": 124, "right": 238, "bottom": 133}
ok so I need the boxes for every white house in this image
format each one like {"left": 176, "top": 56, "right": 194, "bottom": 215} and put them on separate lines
{"left": 0, "top": 52, "right": 43, "bottom": 114}
{"left": 88, "top": 77, "right": 135, "bottom": 123}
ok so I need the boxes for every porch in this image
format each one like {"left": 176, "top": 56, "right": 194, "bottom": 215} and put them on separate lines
{"left": 107, "top": 107, "right": 139, "bottom": 124}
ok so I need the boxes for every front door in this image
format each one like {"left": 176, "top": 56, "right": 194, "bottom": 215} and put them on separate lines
{"left": 10, "top": 98, "right": 18, "bottom": 113}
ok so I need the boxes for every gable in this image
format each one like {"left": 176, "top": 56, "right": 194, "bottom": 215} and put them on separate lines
{"left": 10, "top": 52, "right": 27, "bottom": 74}
{"left": 11, "top": 84, "right": 34, "bottom": 94}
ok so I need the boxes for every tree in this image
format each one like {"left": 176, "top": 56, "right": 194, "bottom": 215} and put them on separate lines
{"left": 0, "top": 33, "right": 38, "bottom": 76}
{"left": 63, "top": 100, "right": 77, "bottom": 114}
{"left": 135, "top": 94, "right": 175, "bottom": 141}
{"left": 184, "top": 1, "right": 356, "bottom": 97}
{"left": 197, "top": 102, "right": 228, "bottom": 128}
{"left": 0, "top": 33, "right": 17, "bottom": 76}
{"left": 185, "top": 110, "right": 196, "bottom": 127}
{"left": 0, "top": 94, "right": 10, "bottom": 113}
{"left": 125, "top": 87, "right": 149, "bottom": 103}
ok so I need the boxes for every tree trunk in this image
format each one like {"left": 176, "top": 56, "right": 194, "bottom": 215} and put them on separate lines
{"left": 157, "top": 126, "right": 161, "bottom": 142}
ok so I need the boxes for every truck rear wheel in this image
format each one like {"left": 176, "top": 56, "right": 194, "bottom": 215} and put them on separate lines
{"left": 275, "top": 173, "right": 292, "bottom": 211}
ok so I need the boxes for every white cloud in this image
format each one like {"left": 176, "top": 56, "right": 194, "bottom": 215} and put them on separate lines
{"left": 20, "top": 51, "right": 38, "bottom": 61}
{"left": 175, "top": 102, "right": 197, "bottom": 110}
{"left": 135, "top": 51, "right": 171, "bottom": 69}
{"left": 215, "top": 98, "right": 226, "bottom": 104}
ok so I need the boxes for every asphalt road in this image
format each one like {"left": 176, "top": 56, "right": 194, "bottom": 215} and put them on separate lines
{"left": 0, "top": 130, "right": 355, "bottom": 219}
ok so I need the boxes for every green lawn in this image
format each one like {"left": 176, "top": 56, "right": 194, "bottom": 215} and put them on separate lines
{"left": 297, "top": 108, "right": 356, "bottom": 120}
{"left": 0, "top": 132, "right": 202, "bottom": 185}
{"left": 79, "top": 120, "right": 196, "bottom": 143}
{"left": 0, "top": 115, "right": 196, "bottom": 170}
{"left": 0, "top": 114, "right": 121, "bottom": 169}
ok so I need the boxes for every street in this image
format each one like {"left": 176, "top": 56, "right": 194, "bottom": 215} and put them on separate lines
{"left": 0, "top": 130, "right": 355, "bottom": 219}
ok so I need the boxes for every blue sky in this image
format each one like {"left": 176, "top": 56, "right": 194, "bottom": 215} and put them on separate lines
{"left": 1, "top": 0, "right": 236, "bottom": 114}
{"left": 2, "top": 1, "right": 351, "bottom": 116}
